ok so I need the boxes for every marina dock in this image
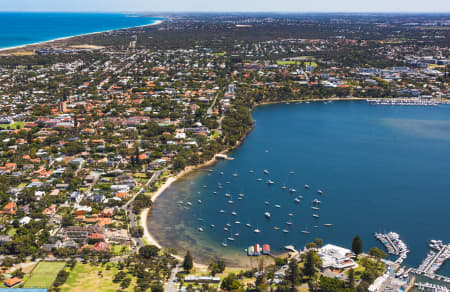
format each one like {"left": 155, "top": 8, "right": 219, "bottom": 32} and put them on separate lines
{"left": 415, "top": 282, "right": 450, "bottom": 292}
{"left": 417, "top": 240, "right": 450, "bottom": 275}
{"left": 366, "top": 98, "right": 439, "bottom": 106}
{"left": 374, "top": 232, "right": 409, "bottom": 264}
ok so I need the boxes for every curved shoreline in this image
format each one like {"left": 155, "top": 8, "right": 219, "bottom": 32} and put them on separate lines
{"left": 0, "top": 18, "right": 164, "bottom": 53}
{"left": 140, "top": 96, "right": 367, "bottom": 267}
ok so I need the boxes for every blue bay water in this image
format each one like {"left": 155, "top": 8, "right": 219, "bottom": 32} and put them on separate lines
{"left": 0, "top": 12, "right": 161, "bottom": 49}
{"left": 148, "top": 101, "right": 450, "bottom": 274}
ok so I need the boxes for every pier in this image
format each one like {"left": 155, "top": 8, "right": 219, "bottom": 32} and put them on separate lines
{"left": 417, "top": 241, "right": 450, "bottom": 275}
{"left": 374, "top": 232, "right": 409, "bottom": 264}
{"left": 366, "top": 98, "right": 439, "bottom": 106}
{"left": 415, "top": 282, "right": 450, "bottom": 292}
{"left": 215, "top": 154, "right": 234, "bottom": 160}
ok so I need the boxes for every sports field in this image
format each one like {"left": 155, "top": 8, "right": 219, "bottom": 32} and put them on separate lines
{"left": 23, "top": 261, "right": 66, "bottom": 288}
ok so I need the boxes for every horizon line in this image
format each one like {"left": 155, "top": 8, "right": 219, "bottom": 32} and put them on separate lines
{"left": 0, "top": 10, "right": 450, "bottom": 14}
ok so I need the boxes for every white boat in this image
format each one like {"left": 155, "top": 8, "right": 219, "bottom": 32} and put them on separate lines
{"left": 273, "top": 226, "right": 280, "bottom": 230}
{"left": 225, "top": 193, "right": 231, "bottom": 197}
{"left": 231, "top": 211, "right": 237, "bottom": 216}
{"left": 234, "top": 233, "right": 239, "bottom": 237}
{"left": 323, "top": 224, "right": 333, "bottom": 227}
{"left": 219, "top": 209, "right": 225, "bottom": 213}
{"left": 198, "top": 200, "right": 202, "bottom": 204}
{"left": 312, "top": 199, "right": 321, "bottom": 204}
{"left": 275, "top": 204, "right": 281, "bottom": 208}
{"left": 264, "top": 170, "right": 270, "bottom": 174}
{"left": 257, "top": 178, "right": 263, "bottom": 182}
{"left": 213, "top": 191, "right": 217, "bottom": 194}
{"left": 210, "top": 224, "right": 215, "bottom": 228}
{"left": 301, "top": 230, "right": 311, "bottom": 234}
{"left": 289, "top": 171, "right": 295, "bottom": 175}
{"left": 226, "top": 223, "right": 231, "bottom": 227}
{"left": 224, "top": 227, "right": 229, "bottom": 231}
{"left": 317, "top": 189, "right": 323, "bottom": 195}
{"left": 267, "top": 180, "right": 275, "bottom": 185}
{"left": 312, "top": 206, "right": 319, "bottom": 211}
{"left": 227, "top": 237, "right": 235, "bottom": 241}
{"left": 249, "top": 170, "right": 254, "bottom": 173}
{"left": 289, "top": 189, "right": 296, "bottom": 193}
{"left": 264, "top": 201, "right": 270, "bottom": 205}
{"left": 304, "top": 184, "right": 310, "bottom": 189}
{"left": 227, "top": 200, "right": 234, "bottom": 204}
{"left": 294, "top": 198, "right": 300, "bottom": 203}
{"left": 238, "top": 193, "right": 245, "bottom": 197}
{"left": 282, "top": 186, "right": 287, "bottom": 190}
{"left": 285, "top": 221, "right": 293, "bottom": 225}
{"left": 222, "top": 242, "right": 228, "bottom": 247}
{"left": 232, "top": 173, "right": 238, "bottom": 177}
{"left": 187, "top": 202, "right": 192, "bottom": 206}
{"left": 282, "top": 229, "right": 289, "bottom": 233}
{"left": 220, "top": 172, "right": 224, "bottom": 175}
{"left": 198, "top": 227, "right": 204, "bottom": 232}
{"left": 254, "top": 228, "right": 261, "bottom": 233}
{"left": 234, "top": 221, "right": 240, "bottom": 224}
{"left": 288, "top": 213, "right": 294, "bottom": 217}
{"left": 246, "top": 223, "right": 251, "bottom": 227}
{"left": 264, "top": 212, "right": 271, "bottom": 219}
{"left": 312, "top": 214, "right": 319, "bottom": 218}
{"left": 179, "top": 201, "right": 184, "bottom": 204}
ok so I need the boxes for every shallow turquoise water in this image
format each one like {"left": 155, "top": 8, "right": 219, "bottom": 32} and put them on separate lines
{"left": 0, "top": 12, "right": 161, "bottom": 49}
{"left": 148, "top": 101, "right": 450, "bottom": 274}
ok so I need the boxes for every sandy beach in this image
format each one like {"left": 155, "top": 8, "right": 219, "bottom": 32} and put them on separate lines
{"left": 0, "top": 19, "right": 164, "bottom": 54}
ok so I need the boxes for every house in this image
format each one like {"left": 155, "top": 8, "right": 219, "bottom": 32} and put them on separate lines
{"left": 91, "top": 241, "right": 109, "bottom": 252}
{"left": 4, "top": 277, "right": 22, "bottom": 287}
{"left": 0, "top": 202, "right": 17, "bottom": 215}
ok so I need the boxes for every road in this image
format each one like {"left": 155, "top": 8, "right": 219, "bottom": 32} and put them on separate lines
{"left": 207, "top": 91, "right": 222, "bottom": 115}
{"left": 125, "top": 167, "right": 169, "bottom": 248}
{"left": 165, "top": 264, "right": 181, "bottom": 292}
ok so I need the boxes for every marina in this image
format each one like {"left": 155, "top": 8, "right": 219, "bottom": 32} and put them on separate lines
{"left": 417, "top": 241, "right": 450, "bottom": 275}
{"left": 367, "top": 98, "right": 439, "bottom": 106}
{"left": 374, "top": 232, "right": 409, "bottom": 264}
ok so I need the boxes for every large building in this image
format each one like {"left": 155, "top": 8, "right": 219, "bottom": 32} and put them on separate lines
{"left": 318, "top": 244, "right": 357, "bottom": 271}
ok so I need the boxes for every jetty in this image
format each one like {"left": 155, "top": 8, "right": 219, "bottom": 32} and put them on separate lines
{"left": 215, "top": 154, "right": 234, "bottom": 160}
{"left": 366, "top": 98, "right": 439, "bottom": 106}
{"left": 415, "top": 282, "right": 450, "bottom": 292}
{"left": 374, "top": 232, "right": 409, "bottom": 264}
{"left": 417, "top": 240, "right": 450, "bottom": 275}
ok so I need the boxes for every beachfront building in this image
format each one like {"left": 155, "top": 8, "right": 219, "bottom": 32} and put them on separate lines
{"left": 318, "top": 244, "right": 357, "bottom": 271}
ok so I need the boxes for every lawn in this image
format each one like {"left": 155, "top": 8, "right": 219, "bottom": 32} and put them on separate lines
{"left": 60, "top": 263, "right": 135, "bottom": 292}
{"left": 23, "top": 261, "right": 66, "bottom": 288}
{"left": 0, "top": 121, "right": 25, "bottom": 129}
{"left": 276, "top": 60, "right": 318, "bottom": 67}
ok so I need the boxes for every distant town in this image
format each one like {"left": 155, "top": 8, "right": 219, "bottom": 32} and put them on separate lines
{"left": 0, "top": 13, "right": 448, "bottom": 292}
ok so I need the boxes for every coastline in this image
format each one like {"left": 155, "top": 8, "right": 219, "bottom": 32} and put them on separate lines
{"left": 0, "top": 19, "right": 164, "bottom": 54}
{"left": 139, "top": 96, "right": 365, "bottom": 267}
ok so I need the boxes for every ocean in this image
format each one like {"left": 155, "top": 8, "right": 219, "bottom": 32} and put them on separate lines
{"left": 0, "top": 12, "right": 162, "bottom": 49}
{"left": 148, "top": 101, "right": 450, "bottom": 275}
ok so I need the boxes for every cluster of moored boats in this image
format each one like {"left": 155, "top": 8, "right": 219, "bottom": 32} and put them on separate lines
{"left": 178, "top": 168, "right": 334, "bottom": 248}
{"left": 374, "top": 232, "right": 409, "bottom": 264}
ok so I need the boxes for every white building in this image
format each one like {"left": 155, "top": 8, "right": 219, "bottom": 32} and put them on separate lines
{"left": 318, "top": 244, "right": 357, "bottom": 270}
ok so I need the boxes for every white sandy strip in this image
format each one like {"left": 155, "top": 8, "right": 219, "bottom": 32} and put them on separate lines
{"left": 0, "top": 19, "right": 163, "bottom": 53}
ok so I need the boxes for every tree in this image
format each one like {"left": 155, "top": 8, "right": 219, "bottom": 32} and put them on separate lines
{"left": 314, "top": 238, "right": 323, "bottom": 247}
{"left": 348, "top": 268, "right": 355, "bottom": 288}
{"left": 139, "top": 245, "right": 160, "bottom": 259}
{"left": 286, "top": 258, "right": 302, "bottom": 287}
{"left": 208, "top": 260, "right": 225, "bottom": 276}
{"left": 352, "top": 235, "right": 363, "bottom": 255}
{"left": 368, "top": 247, "right": 387, "bottom": 260}
{"left": 183, "top": 250, "right": 193, "bottom": 271}
{"left": 303, "top": 250, "right": 321, "bottom": 277}
{"left": 221, "top": 273, "right": 241, "bottom": 291}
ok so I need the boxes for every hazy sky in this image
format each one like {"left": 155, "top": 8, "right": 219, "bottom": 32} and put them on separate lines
{"left": 2, "top": 0, "right": 450, "bottom": 13}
